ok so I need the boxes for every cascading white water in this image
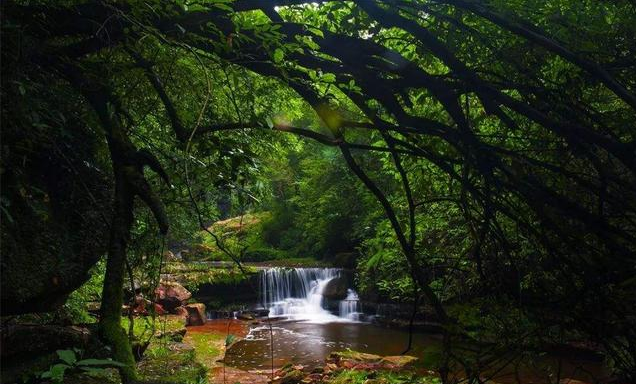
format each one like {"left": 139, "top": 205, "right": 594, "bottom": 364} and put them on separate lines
{"left": 339, "top": 289, "right": 362, "bottom": 321}
{"left": 259, "top": 268, "right": 361, "bottom": 323}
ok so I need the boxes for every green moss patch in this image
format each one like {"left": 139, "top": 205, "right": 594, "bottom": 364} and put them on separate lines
{"left": 186, "top": 332, "right": 226, "bottom": 367}
{"left": 329, "top": 370, "right": 440, "bottom": 384}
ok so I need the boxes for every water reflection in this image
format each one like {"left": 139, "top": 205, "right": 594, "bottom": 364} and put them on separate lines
{"left": 224, "top": 320, "right": 435, "bottom": 370}
{"left": 223, "top": 319, "right": 608, "bottom": 383}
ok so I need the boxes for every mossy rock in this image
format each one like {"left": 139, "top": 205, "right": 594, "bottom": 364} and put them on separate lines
{"left": 330, "top": 350, "right": 382, "bottom": 363}
{"left": 380, "top": 355, "right": 418, "bottom": 368}
{"left": 277, "top": 369, "right": 305, "bottom": 384}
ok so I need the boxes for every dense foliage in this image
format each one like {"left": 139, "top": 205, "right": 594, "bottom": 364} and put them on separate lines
{"left": 2, "top": 0, "right": 635, "bottom": 383}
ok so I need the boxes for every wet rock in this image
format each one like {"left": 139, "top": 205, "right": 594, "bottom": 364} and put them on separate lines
{"left": 275, "top": 369, "right": 305, "bottom": 384}
{"left": 185, "top": 303, "right": 206, "bottom": 326}
{"left": 253, "top": 308, "right": 271, "bottom": 317}
{"left": 237, "top": 312, "right": 255, "bottom": 321}
{"left": 380, "top": 355, "right": 418, "bottom": 368}
{"left": 329, "top": 351, "right": 382, "bottom": 364}
{"left": 322, "top": 277, "right": 349, "bottom": 300}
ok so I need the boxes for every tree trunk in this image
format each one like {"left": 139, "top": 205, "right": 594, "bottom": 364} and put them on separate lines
{"left": 99, "top": 155, "right": 137, "bottom": 383}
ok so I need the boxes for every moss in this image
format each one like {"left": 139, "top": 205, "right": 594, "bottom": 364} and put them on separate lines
{"left": 259, "top": 257, "right": 330, "bottom": 267}
{"left": 99, "top": 317, "right": 137, "bottom": 383}
{"left": 331, "top": 350, "right": 382, "bottom": 362}
{"left": 329, "top": 370, "right": 369, "bottom": 384}
{"left": 187, "top": 332, "right": 226, "bottom": 367}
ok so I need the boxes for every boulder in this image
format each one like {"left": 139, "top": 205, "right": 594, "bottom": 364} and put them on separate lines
{"left": 237, "top": 312, "right": 255, "bottom": 321}
{"left": 154, "top": 303, "right": 167, "bottom": 315}
{"left": 322, "top": 277, "right": 349, "bottom": 300}
{"left": 132, "top": 295, "right": 151, "bottom": 315}
{"left": 185, "top": 303, "right": 206, "bottom": 326}
{"left": 271, "top": 369, "right": 304, "bottom": 384}
{"left": 155, "top": 281, "right": 191, "bottom": 312}
{"left": 173, "top": 306, "right": 188, "bottom": 317}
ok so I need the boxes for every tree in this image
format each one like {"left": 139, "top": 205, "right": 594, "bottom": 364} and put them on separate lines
{"left": 2, "top": 0, "right": 635, "bottom": 381}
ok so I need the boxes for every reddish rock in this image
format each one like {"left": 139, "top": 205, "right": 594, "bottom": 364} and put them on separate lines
{"left": 132, "top": 295, "right": 150, "bottom": 315}
{"left": 185, "top": 303, "right": 206, "bottom": 326}
{"left": 173, "top": 305, "right": 188, "bottom": 317}
{"left": 155, "top": 281, "right": 191, "bottom": 312}
{"left": 153, "top": 303, "right": 166, "bottom": 315}
{"left": 342, "top": 360, "right": 355, "bottom": 369}
{"left": 305, "top": 373, "right": 323, "bottom": 382}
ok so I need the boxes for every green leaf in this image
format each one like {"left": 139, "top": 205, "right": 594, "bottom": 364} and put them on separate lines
{"left": 307, "top": 27, "right": 324, "bottom": 38}
{"left": 212, "top": 3, "right": 234, "bottom": 12}
{"left": 322, "top": 73, "right": 336, "bottom": 83}
{"left": 57, "top": 349, "right": 76, "bottom": 365}
{"left": 77, "top": 358, "right": 127, "bottom": 367}
{"left": 273, "top": 48, "right": 284, "bottom": 64}
{"left": 41, "top": 364, "right": 70, "bottom": 381}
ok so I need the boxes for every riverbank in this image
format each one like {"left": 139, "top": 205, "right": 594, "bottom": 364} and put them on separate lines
{"left": 135, "top": 318, "right": 436, "bottom": 384}
{"left": 141, "top": 318, "right": 437, "bottom": 384}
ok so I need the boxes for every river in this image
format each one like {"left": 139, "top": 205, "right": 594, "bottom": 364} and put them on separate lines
{"left": 215, "top": 267, "right": 608, "bottom": 383}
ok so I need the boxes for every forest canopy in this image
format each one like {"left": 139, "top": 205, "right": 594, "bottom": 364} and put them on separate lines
{"left": 1, "top": 0, "right": 635, "bottom": 383}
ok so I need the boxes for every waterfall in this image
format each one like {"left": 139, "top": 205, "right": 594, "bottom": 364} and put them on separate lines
{"left": 339, "top": 289, "right": 362, "bottom": 321}
{"left": 258, "top": 268, "right": 361, "bottom": 323}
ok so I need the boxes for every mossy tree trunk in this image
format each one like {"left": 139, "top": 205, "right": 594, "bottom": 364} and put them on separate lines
{"left": 99, "top": 145, "right": 138, "bottom": 383}
{"left": 58, "top": 67, "right": 170, "bottom": 383}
